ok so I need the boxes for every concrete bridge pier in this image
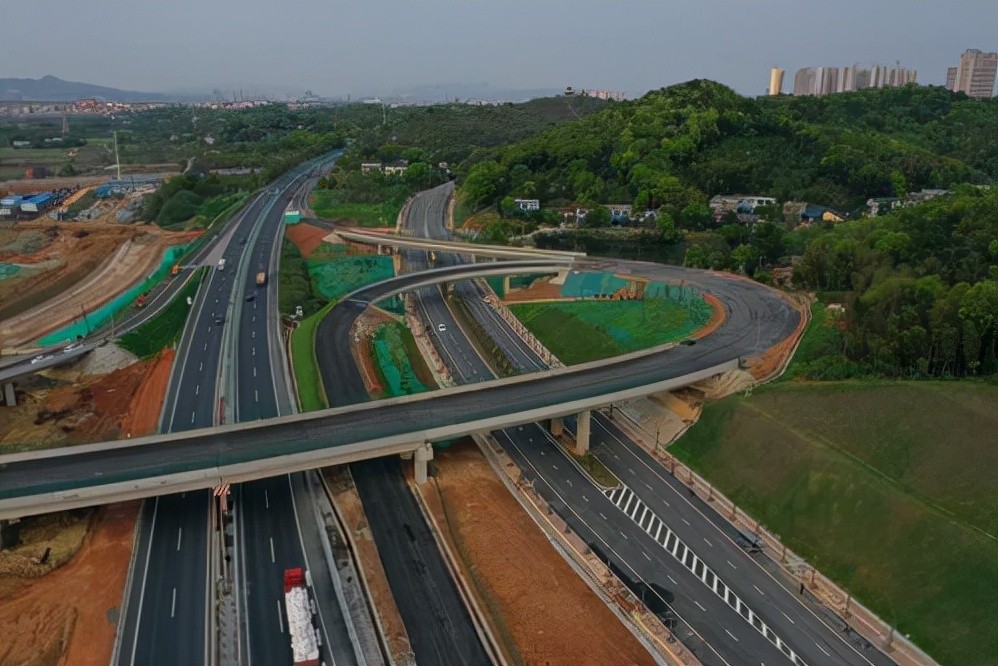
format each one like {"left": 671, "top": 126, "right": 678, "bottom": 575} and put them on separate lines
{"left": 3, "top": 382, "right": 15, "bottom": 407}
{"left": 550, "top": 416, "right": 564, "bottom": 437}
{"left": 575, "top": 410, "right": 592, "bottom": 456}
{"left": 414, "top": 443, "right": 434, "bottom": 484}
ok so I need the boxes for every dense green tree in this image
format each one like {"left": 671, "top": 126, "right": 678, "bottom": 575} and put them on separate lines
{"left": 583, "top": 205, "right": 612, "bottom": 228}
{"left": 463, "top": 160, "right": 507, "bottom": 208}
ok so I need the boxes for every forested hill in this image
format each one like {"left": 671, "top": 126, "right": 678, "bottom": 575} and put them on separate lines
{"left": 458, "top": 79, "right": 998, "bottom": 215}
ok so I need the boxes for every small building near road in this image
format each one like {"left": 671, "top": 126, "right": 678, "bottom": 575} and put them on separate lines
{"left": 383, "top": 160, "right": 409, "bottom": 176}
{"left": 514, "top": 198, "right": 540, "bottom": 211}
{"left": 607, "top": 204, "right": 632, "bottom": 223}
{"left": 801, "top": 204, "right": 846, "bottom": 223}
{"left": 20, "top": 193, "right": 55, "bottom": 213}
{"left": 360, "top": 162, "right": 383, "bottom": 174}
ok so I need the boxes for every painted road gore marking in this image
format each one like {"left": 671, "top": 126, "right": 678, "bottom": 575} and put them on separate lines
{"left": 604, "top": 484, "right": 803, "bottom": 665}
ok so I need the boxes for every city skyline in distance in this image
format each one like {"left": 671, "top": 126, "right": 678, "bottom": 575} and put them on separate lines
{"left": 0, "top": 0, "right": 995, "bottom": 100}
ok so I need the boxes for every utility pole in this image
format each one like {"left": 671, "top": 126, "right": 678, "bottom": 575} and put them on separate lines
{"left": 113, "top": 130, "right": 121, "bottom": 181}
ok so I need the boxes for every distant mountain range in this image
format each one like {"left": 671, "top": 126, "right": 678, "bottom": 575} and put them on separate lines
{"left": 0, "top": 75, "right": 569, "bottom": 105}
{"left": 377, "top": 82, "right": 564, "bottom": 102}
{"left": 0, "top": 76, "right": 172, "bottom": 102}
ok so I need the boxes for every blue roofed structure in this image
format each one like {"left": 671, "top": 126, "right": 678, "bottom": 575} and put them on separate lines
{"left": 20, "top": 193, "right": 55, "bottom": 213}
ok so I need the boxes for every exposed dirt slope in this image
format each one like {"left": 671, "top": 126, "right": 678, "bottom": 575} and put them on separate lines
{"left": 285, "top": 222, "right": 331, "bottom": 259}
{"left": 0, "top": 502, "right": 139, "bottom": 666}
{"left": 422, "top": 442, "right": 655, "bottom": 666}
{"left": 0, "top": 224, "right": 197, "bottom": 348}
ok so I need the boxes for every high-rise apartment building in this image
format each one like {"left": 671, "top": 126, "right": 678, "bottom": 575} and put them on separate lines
{"left": 791, "top": 62, "right": 917, "bottom": 97}
{"left": 947, "top": 49, "right": 998, "bottom": 98}
{"left": 946, "top": 67, "right": 958, "bottom": 91}
{"left": 769, "top": 68, "right": 785, "bottom": 95}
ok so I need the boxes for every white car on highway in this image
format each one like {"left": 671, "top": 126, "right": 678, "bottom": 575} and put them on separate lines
{"left": 30, "top": 354, "right": 47, "bottom": 364}
{"left": 437, "top": 323, "right": 447, "bottom": 332}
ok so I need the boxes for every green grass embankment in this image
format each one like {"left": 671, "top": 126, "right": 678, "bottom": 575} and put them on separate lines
{"left": 289, "top": 301, "right": 336, "bottom": 412}
{"left": 118, "top": 268, "right": 205, "bottom": 358}
{"left": 310, "top": 191, "right": 400, "bottom": 228}
{"left": 671, "top": 381, "right": 998, "bottom": 665}
{"left": 509, "top": 298, "right": 708, "bottom": 365}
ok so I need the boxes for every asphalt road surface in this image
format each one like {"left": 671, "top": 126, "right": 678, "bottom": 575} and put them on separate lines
{"left": 316, "top": 274, "right": 490, "bottom": 661}
{"left": 1, "top": 256, "right": 784, "bottom": 503}
{"left": 315, "top": 181, "right": 490, "bottom": 665}
{"left": 231, "top": 156, "right": 359, "bottom": 666}
{"left": 113, "top": 156, "right": 337, "bottom": 666}
{"left": 398, "top": 185, "right": 895, "bottom": 665}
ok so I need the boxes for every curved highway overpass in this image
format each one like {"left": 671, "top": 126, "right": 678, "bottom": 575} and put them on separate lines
{"left": 0, "top": 258, "right": 798, "bottom": 519}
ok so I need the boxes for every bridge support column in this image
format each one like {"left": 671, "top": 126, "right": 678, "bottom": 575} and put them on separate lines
{"left": 3, "top": 382, "right": 14, "bottom": 407}
{"left": 0, "top": 519, "right": 19, "bottom": 550}
{"left": 502, "top": 275, "right": 511, "bottom": 294}
{"left": 550, "top": 416, "right": 564, "bottom": 437}
{"left": 575, "top": 410, "right": 592, "bottom": 456}
{"left": 414, "top": 443, "right": 434, "bottom": 484}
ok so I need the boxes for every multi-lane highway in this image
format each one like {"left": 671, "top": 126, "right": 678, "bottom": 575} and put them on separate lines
{"left": 393, "top": 184, "right": 895, "bottom": 665}
{"left": 228, "top": 155, "right": 361, "bottom": 666}
{"left": 112, "top": 154, "right": 342, "bottom": 666}
{"left": 318, "top": 182, "right": 491, "bottom": 665}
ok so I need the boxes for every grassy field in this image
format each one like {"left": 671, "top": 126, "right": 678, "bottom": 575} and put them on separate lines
{"left": 119, "top": 269, "right": 205, "bottom": 358}
{"left": 671, "top": 381, "right": 998, "bottom": 665}
{"left": 509, "top": 299, "right": 706, "bottom": 365}
{"left": 310, "top": 190, "right": 400, "bottom": 228}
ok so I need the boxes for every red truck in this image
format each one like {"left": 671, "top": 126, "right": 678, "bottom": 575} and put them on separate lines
{"left": 283, "top": 567, "right": 321, "bottom": 666}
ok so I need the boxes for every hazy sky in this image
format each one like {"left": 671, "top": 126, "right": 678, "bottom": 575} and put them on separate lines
{"left": 2, "top": 0, "right": 997, "bottom": 98}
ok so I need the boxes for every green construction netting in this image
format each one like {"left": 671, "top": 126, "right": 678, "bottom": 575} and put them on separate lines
{"left": 38, "top": 243, "right": 192, "bottom": 346}
{"left": 0, "top": 262, "right": 20, "bottom": 280}
{"left": 559, "top": 271, "right": 631, "bottom": 298}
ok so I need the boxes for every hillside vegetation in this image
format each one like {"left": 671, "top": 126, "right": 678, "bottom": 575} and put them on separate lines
{"left": 458, "top": 80, "right": 997, "bottom": 215}
{"left": 310, "top": 96, "right": 607, "bottom": 226}
{"left": 457, "top": 81, "right": 998, "bottom": 379}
